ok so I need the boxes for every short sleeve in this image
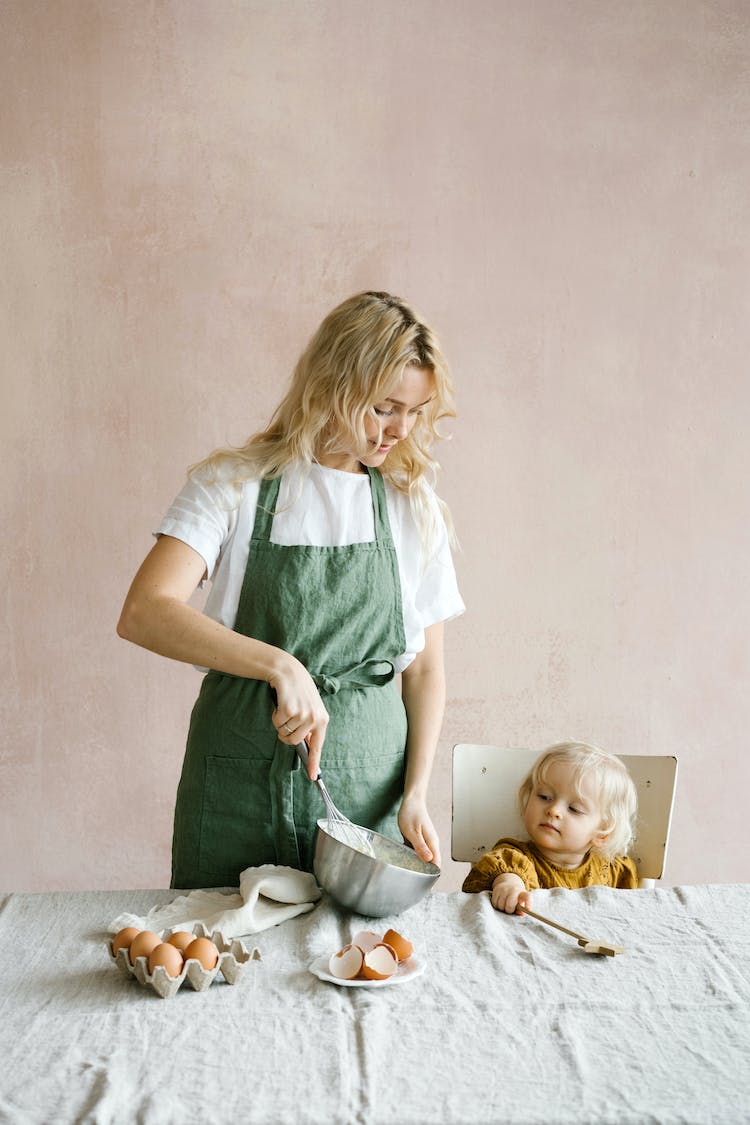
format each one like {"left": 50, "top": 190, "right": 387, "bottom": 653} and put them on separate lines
{"left": 385, "top": 480, "right": 464, "bottom": 664}
{"left": 462, "top": 840, "right": 541, "bottom": 894}
{"left": 413, "top": 489, "right": 465, "bottom": 628}
{"left": 154, "top": 473, "right": 237, "bottom": 581}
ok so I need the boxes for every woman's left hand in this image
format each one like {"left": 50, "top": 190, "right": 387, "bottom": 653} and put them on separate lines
{"left": 398, "top": 796, "right": 442, "bottom": 867}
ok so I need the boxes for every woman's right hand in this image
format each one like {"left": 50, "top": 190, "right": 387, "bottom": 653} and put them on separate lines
{"left": 269, "top": 654, "right": 329, "bottom": 779}
{"left": 491, "top": 873, "right": 531, "bottom": 915}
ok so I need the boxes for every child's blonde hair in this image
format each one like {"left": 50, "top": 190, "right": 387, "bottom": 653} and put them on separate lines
{"left": 190, "top": 291, "right": 456, "bottom": 554}
{"left": 518, "top": 741, "right": 637, "bottom": 860}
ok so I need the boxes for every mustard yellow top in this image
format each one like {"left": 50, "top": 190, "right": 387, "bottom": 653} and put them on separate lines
{"left": 461, "top": 837, "right": 639, "bottom": 893}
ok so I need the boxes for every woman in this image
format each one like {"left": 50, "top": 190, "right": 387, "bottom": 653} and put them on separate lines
{"left": 118, "top": 291, "right": 464, "bottom": 888}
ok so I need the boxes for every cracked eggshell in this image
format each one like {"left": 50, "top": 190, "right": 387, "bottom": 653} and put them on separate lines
{"left": 351, "top": 930, "right": 382, "bottom": 954}
{"left": 328, "top": 944, "right": 364, "bottom": 980}
{"left": 361, "top": 943, "right": 399, "bottom": 981}
{"left": 382, "top": 929, "right": 414, "bottom": 962}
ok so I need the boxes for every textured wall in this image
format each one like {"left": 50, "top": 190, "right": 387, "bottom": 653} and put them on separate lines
{"left": 2, "top": 0, "right": 749, "bottom": 891}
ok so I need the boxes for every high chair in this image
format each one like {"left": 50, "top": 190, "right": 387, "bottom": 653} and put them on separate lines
{"left": 451, "top": 744, "right": 678, "bottom": 887}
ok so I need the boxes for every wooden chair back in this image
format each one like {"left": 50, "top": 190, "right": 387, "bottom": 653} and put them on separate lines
{"left": 451, "top": 743, "right": 678, "bottom": 885}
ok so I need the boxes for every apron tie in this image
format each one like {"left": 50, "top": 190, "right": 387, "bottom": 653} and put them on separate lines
{"left": 311, "top": 659, "right": 396, "bottom": 695}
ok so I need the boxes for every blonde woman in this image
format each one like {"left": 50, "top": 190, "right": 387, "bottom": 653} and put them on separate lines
{"left": 462, "top": 742, "right": 639, "bottom": 912}
{"left": 118, "top": 291, "right": 464, "bottom": 888}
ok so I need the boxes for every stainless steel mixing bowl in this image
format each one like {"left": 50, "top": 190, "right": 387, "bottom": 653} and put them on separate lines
{"left": 313, "top": 818, "right": 441, "bottom": 918}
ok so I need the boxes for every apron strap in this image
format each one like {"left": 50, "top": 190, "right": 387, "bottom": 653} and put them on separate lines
{"left": 311, "top": 658, "right": 396, "bottom": 695}
{"left": 251, "top": 475, "right": 282, "bottom": 542}
{"left": 367, "top": 467, "right": 396, "bottom": 548}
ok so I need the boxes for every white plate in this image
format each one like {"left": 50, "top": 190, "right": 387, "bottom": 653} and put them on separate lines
{"left": 309, "top": 954, "right": 426, "bottom": 988}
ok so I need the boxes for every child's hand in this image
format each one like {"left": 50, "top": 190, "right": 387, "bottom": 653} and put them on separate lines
{"left": 490, "top": 873, "right": 531, "bottom": 914}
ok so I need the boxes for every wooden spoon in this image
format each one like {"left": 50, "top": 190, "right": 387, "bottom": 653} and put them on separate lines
{"left": 517, "top": 905, "right": 624, "bottom": 957}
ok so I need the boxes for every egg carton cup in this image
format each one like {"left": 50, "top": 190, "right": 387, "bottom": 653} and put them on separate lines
{"left": 108, "top": 921, "right": 262, "bottom": 1000}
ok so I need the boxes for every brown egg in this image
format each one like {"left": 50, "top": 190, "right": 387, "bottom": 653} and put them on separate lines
{"left": 184, "top": 937, "right": 219, "bottom": 970}
{"left": 148, "top": 942, "right": 185, "bottom": 978}
{"left": 112, "top": 926, "right": 141, "bottom": 956}
{"left": 128, "top": 930, "right": 162, "bottom": 963}
{"left": 382, "top": 928, "right": 414, "bottom": 962}
{"left": 361, "top": 943, "right": 399, "bottom": 981}
{"left": 328, "top": 944, "right": 364, "bottom": 980}
{"left": 167, "top": 931, "right": 195, "bottom": 953}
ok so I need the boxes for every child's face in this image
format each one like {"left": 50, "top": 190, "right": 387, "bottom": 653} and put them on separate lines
{"left": 523, "top": 759, "right": 607, "bottom": 868}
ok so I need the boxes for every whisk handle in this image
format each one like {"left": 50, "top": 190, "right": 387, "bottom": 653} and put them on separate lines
{"left": 294, "top": 741, "right": 320, "bottom": 780}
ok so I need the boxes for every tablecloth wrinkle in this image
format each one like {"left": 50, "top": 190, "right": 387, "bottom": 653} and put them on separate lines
{"left": 1, "top": 885, "right": 749, "bottom": 1123}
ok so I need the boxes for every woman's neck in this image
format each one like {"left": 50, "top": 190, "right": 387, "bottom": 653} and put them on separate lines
{"left": 315, "top": 452, "right": 367, "bottom": 474}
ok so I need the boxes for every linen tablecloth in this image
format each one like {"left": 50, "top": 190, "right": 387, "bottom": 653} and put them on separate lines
{"left": 1, "top": 883, "right": 748, "bottom": 1124}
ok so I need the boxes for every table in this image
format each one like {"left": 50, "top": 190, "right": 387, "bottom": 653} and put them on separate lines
{"left": 1, "top": 883, "right": 748, "bottom": 1124}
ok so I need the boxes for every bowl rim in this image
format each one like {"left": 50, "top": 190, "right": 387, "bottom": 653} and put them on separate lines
{"left": 315, "top": 818, "right": 441, "bottom": 877}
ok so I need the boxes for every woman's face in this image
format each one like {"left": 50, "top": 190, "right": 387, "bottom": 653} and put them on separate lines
{"left": 320, "top": 365, "right": 435, "bottom": 473}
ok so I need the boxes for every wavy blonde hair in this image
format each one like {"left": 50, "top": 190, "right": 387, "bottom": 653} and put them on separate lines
{"left": 191, "top": 291, "right": 456, "bottom": 552}
{"left": 518, "top": 742, "right": 638, "bottom": 860}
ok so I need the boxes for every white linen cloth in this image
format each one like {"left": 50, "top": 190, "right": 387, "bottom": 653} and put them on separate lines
{"left": 156, "top": 461, "right": 465, "bottom": 674}
{"left": 3, "top": 884, "right": 750, "bottom": 1124}
{"left": 108, "top": 865, "right": 321, "bottom": 937}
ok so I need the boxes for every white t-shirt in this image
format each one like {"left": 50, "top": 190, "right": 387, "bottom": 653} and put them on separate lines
{"left": 156, "top": 462, "right": 465, "bottom": 673}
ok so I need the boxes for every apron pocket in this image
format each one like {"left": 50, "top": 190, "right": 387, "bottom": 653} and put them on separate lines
{"left": 199, "top": 755, "right": 275, "bottom": 881}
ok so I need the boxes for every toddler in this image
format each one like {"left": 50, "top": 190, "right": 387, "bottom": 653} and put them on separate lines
{"left": 462, "top": 741, "right": 639, "bottom": 913}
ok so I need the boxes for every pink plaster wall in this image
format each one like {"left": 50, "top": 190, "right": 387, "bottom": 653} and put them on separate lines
{"left": 2, "top": 0, "right": 749, "bottom": 892}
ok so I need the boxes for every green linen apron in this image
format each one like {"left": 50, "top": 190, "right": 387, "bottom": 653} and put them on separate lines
{"left": 171, "top": 466, "right": 408, "bottom": 888}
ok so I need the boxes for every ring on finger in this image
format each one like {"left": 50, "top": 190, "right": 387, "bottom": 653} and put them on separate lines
{"left": 283, "top": 721, "right": 294, "bottom": 734}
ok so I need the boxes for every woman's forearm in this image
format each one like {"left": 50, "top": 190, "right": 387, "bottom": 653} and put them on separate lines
{"left": 400, "top": 622, "right": 446, "bottom": 801}
{"left": 118, "top": 591, "right": 291, "bottom": 683}
{"left": 116, "top": 537, "right": 290, "bottom": 682}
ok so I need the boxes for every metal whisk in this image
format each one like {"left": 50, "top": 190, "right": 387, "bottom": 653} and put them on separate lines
{"left": 295, "top": 743, "right": 375, "bottom": 857}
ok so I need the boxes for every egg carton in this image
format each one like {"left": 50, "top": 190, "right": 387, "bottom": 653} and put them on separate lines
{"left": 107, "top": 921, "right": 262, "bottom": 1000}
